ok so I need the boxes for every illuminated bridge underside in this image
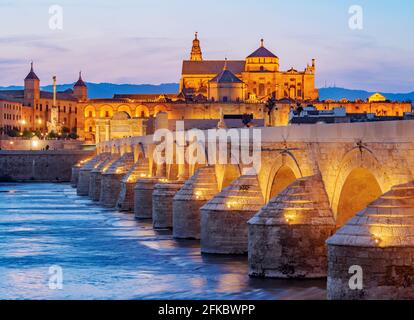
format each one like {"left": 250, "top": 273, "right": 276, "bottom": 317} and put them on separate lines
{"left": 73, "top": 120, "right": 414, "bottom": 300}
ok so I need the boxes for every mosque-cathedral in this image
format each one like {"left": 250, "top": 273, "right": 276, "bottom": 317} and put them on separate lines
{"left": 0, "top": 33, "right": 411, "bottom": 143}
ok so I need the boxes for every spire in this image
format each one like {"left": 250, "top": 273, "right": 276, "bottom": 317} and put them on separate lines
{"left": 25, "top": 61, "right": 39, "bottom": 81}
{"left": 190, "top": 32, "right": 203, "bottom": 61}
{"left": 74, "top": 70, "right": 87, "bottom": 87}
{"left": 223, "top": 58, "right": 228, "bottom": 70}
{"left": 260, "top": 38, "right": 264, "bottom": 47}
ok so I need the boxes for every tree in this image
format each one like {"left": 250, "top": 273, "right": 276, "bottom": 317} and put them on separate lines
{"left": 68, "top": 132, "right": 79, "bottom": 140}
{"left": 7, "top": 129, "right": 19, "bottom": 137}
{"left": 62, "top": 126, "right": 70, "bottom": 134}
{"left": 265, "top": 96, "right": 277, "bottom": 126}
{"left": 46, "top": 130, "right": 59, "bottom": 139}
{"left": 22, "top": 129, "right": 32, "bottom": 139}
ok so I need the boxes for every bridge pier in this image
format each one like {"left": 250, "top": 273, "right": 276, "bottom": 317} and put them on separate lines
{"left": 152, "top": 180, "right": 185, "bottom": 229}
{"left": 200, "top": 175, "right": 264, "bottom": 255}
{"left": 77, "top": 154, "right": 108, "bottom": 196}
{"left": 100, "top": 152, "right": 134, "bottom": 207}
{"left": 327, "top": 182, "right": 414, "bottom": 300}
{"left": 89, "top": 154, "right": 118, "bottom": 201}
{"left": 71, "top": 161, "right": 84, "bottom": 188}
{"left": 116, "top": 159, "right": 150, "bottom": 212}
{"left": 134, "top": 178, "right": 160, "bottom": 219}
{"left": 173, "top": 166, "right": 218, "bottom": 239}
{"left": 248, "top": 175, "right": 336, "bottom": 278}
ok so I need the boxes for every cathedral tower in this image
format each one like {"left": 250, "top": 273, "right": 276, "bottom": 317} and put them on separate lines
{"left": 24, "top": 62, "right": 40, "bottom": 106}
{"left": 190, "top": 32, "right": 203, "bottom": 61}
{"left": 73, "top": 71, "right": 88, "bottom": 101}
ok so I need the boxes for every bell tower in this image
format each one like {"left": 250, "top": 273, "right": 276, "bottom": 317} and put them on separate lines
{"left": 24, "top": 61, "right": 40, "bottom": 106}
{"left": 73, "top": 71, "right": 88, "bottom": 101}
{"left": 190, "top": 32, "right": 203, "bottom": 61}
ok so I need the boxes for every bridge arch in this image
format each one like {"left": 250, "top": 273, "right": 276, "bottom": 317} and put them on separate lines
{"left": 331, "top": 148, "right": 391, "bottom": 226}
{"left": 263, "top": 153, "right": 302, "bottom": 203}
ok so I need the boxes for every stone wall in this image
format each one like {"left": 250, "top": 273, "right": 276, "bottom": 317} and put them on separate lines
{"left": 0, "top": 150, "right": 94, "bottom": 182}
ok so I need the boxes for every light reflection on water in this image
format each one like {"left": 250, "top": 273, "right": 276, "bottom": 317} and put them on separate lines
{"left": 0, "top": 183, "right": 326, "bottom": 300}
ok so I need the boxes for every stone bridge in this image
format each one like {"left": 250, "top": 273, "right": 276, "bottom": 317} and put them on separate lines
{"left": 73, "top": 120, "right": 414, "bottom": 300}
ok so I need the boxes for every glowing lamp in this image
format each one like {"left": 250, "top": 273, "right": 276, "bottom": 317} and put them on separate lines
{"left": 373, "top": 235, "right": 381, "bottom": 245}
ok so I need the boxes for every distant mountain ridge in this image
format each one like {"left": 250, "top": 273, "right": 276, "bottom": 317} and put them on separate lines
{"left": 318, "top": 87, "right": 414, "bottom": 102}
{"left": 0, "top": 83, "right": 413, "bottom": 102}
{"left": 0, "top": 83, "right": 180, "bottom": 99}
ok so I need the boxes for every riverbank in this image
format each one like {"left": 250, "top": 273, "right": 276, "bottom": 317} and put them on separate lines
{"left": 0, "top": 150, "right": 94, "bottom": 182}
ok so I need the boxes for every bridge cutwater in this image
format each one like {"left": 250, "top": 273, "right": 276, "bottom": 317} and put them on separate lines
{"left": 72, "top": 120, "right": 414, "bottom": 300}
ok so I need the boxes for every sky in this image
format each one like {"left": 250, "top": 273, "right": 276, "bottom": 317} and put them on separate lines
{"left": 0, "top": 0, "right": 413, "bottom": 92}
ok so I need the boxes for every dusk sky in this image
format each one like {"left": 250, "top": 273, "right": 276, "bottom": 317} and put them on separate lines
{"left": 0, "top": 0, "right": 413, "bottom": 92}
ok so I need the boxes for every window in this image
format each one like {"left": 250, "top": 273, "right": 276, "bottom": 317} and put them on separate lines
{"left": 222, "top": 96, "right": 228, "bottom": 102}
{"left": 89, "top": 126, "right": 93, "bottom": 132}
{"left": 105, "top": 111, "right": 109, "bottom": 118}
{"left": 89, "top": 111, "right": 93, "bottom": 118}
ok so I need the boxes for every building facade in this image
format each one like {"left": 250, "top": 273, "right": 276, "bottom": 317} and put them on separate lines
{"left": 180, "top": 34, "right": 318, "bottom": 102}
{"left": 0, "top": 63, "right": 85, "bottom": 135}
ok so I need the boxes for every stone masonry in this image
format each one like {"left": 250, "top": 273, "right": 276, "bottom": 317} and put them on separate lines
{"left": 99, "top": 152, "right": 134, "bottom": 207}
{"left": 77, "top": 153, "right": 109, "bottom": 196}
{"left": 200, "top": 175, "right": 265, "bottom": 254}
{"left": 152, "top": 180, "right": 185, "bottom": 229}
{"left": 248, "top": 175, "right": 336, "bottom": 278}
{"left": 173, "top": 166, "right": 218, "bottom": 239}
{"left": 134, "top": 178, "right": 160, "bottom": 219}
{"left": 116, "top": 158, "right": 150, "bottom": 212}
{"left": 89, "top": 154, "right": 119, "bottom": 201}
{"left": 327, "top": 182, "right": 414, "bottom": 300}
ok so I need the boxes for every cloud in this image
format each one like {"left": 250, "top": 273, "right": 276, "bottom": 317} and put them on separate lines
{"left": 0, "top": 35, "right": 69, "bottom": 52}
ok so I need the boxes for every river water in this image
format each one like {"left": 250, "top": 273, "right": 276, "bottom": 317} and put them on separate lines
{"left": 0, "top": 183, "right": 326, "bottom": 300}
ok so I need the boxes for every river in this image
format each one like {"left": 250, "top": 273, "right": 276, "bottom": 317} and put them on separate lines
{"left": 0, "top": 183, "right": 326, "bottom": 300}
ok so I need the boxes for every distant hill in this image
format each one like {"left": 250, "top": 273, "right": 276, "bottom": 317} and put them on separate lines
{"left": 318, "top": 87, "right": 414, "bottom": 102}
{"left": 1, "top": 83, "right": 413, "bottom": 102}
{"left": 0, "top": 83, "right": 180, "bottom": 99}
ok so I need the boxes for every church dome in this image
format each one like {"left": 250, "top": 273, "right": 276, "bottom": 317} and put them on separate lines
{"left": 209, "top": 60, "right": 243, "bottom": 83}
{"left": 247, "top": 39, "right": 277, "bottom": 58}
